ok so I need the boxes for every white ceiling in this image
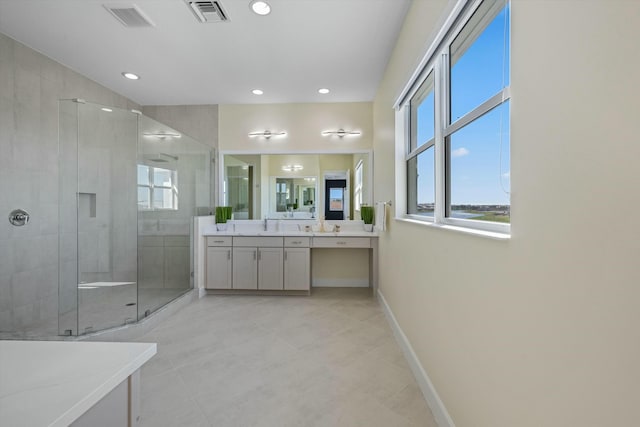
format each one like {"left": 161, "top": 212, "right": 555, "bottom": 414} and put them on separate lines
{"left": 0, "top": 0, "right": 411, "bottom": 106}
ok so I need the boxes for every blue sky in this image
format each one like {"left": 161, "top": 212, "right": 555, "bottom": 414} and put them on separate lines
{"left": 416, "top": 4, "right": 510, "bottom": 206}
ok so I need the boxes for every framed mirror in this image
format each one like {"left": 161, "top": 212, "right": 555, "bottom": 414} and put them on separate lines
{"left": 220, "top": 152, "right": 371, "bottom": 220}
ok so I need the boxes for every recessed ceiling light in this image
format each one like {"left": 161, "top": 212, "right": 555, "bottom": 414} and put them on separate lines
{"left": 318, "top": 88, "right": 330, "bottom": 94}
{"left": 250, "top": 0, "right": 271, "bottom": 16}
{"left": 122, "top": 72, "right": 140, "bottom": 80}
{"left": 252, "top": 89, "right": 264, "bottom": 95}
{"left": 101, "top": 108, "right": 113, "bottom": 113}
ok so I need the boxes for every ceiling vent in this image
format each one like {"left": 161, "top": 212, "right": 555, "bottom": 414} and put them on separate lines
{"left": 104, "top": 4, "right": 155, "bottom": 27}
{"left": 186, "top": 1, "right": 229, "bottom": 23}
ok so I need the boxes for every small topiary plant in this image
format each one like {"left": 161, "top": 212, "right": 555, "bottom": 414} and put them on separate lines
{"left": 360, "top": 205, "right": 374, "bottom": 225}
{"left": 215, "top": 206, "right": 228, "bottom": 224}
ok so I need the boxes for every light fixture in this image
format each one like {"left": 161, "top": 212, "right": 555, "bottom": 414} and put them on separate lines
{"left": 122, "top": 72, "right": 140, "bottom": 80}
{"left": 321, "top": 129, "right": 362, "bottom": 137}
{"left": 250, "top": 0, "right": 271, "bottom": 15}
{"left": 318, "top": 88, "right": 330, "bottom": 94}
{"left": 252, "top": 89, "right": 264, "bottom": 95}
{"left": 143, "top": 132, "right": 182, "bottom": 139}
{"left": 248, "top": 130, "right": 286, "bottom": 139}
{"left": 101, "top": 108, "right": 113, "bottom": 113}
{"left": 282, "top": 164, "right": 303, "bottom": 172}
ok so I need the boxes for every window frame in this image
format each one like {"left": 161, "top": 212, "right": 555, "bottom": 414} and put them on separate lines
{"left": 397, "top": 0, "right": 511, "bottom": 235}
{"left": 354, "top": 160, "right": 364, "bottom": 212}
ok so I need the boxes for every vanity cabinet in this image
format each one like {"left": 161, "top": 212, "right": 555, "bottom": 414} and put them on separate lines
{"left": 257, "top": 247, "right": 284, "bottom": 290}
{"left": 206, "top": 237, "right": 232, "bottom": 290}
{"left": 232, "top": 237, "right": 284, "bottom": 290}
{"left": 232, "top": 247, "right": 258, "bottom": 289}
{"left": 284, "top": 237, "right": 310, "bottom": 291}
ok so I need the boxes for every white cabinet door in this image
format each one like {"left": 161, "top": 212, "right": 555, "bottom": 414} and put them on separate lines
{"left": 233, "top": 247, "right": 258, "bottom": 290}
{"left": 206, "top": 247, "right": 232, "bottom": 289}
{"left": 284, "top": 248, "right": 310, "bottom": 291}
{"left": 257, "top": 248, "right": 284, "bottom": 290}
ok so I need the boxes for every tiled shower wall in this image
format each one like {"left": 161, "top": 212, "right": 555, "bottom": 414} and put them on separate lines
{"left": 0, "top": 32, "right": 139, "bottom": 334}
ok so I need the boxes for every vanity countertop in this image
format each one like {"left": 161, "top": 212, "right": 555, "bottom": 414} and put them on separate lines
{"left": 203, "top": 227, "right": 379, "bottom": 238}
{"left": 0, "top": 340, "right": 156, "bottom": 427}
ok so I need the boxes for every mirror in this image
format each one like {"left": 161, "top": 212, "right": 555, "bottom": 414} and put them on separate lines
{"left": 272, "top": 176, "right": 317, "bottom": 217}
{"left": 221, "top": 152, "right": 371, "bottom": 220}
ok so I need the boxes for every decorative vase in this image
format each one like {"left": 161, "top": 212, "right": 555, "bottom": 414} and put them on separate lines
{"left": 364, "top": 224, "right": 373, "bottom": 232}
{"left": 216, "top": 223, "right": 227, "bottom": 231}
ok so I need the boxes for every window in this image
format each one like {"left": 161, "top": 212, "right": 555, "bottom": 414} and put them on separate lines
{"left": 399, "top": 0, "right": 510, "bottom": 234}
{"left": 138, "top": 164, "right": 178, "bottom": 210}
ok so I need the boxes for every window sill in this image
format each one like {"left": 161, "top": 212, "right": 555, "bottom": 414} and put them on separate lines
{"left": 395, "top": 217, "right": 510, "bottom": 241}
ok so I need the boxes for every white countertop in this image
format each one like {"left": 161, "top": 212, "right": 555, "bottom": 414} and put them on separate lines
{"left": 0, "top": 340, "right": 156, "bottom": 427}
{"left": 204, "top": 230, "right": 379, "bottom": 237}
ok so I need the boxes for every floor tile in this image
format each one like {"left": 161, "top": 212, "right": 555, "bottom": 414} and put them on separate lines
{"left": 138, "top": 288, "right": 436, "bottom": 427}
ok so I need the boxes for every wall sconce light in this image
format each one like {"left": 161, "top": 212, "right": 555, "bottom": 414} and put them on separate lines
{"left": 281, "top": 164, "right": 303, "bottom": 172}
{"left": 248, "top": 130, "right": 287, "bottom": 139}
{"left": 321, "top": 129, "right": 362, "bottom": 137}
{"left": 143, "top": 132, "right": 182, "bottom": 139}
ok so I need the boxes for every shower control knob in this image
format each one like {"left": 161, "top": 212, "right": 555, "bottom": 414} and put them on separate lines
{"left": 9, "top": 209, "right": 30, "bottom": 226}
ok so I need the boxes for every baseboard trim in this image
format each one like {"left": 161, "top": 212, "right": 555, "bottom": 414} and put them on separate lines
{"left": 312, "top": 278, "right": 369, "bottom": 287}
{"left": 377, "top": 290, "right": 456, "bottom": 427}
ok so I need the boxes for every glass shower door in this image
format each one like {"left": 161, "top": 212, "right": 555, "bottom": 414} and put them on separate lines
{"left": 137, "top": 115, "right": 211, "bottom": 319}
{"left": 58, "top": 100, "right": 139, "bottom": 335}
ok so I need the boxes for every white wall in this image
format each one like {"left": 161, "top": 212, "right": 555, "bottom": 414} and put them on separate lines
{"left": 374, "top": 1, "right": 640, "bottom": 426}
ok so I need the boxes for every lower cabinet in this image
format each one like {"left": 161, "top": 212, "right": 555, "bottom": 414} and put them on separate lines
{"left": 206, "top": 237, "right": 233, "bottom": 290}
{"left": 206, "top": 236, "right": 310, "bottom": 293}
{"left": 232, "top": 246, "right": 284, "bottom": 290}
{"left": 232, "top": 247, "right": 258, "bottom": 290}
{"left": 284, "top": 247, "right": 310, "bottom": 291}
{"left": 257, "top": 247, "right": 284, "bottom": 290}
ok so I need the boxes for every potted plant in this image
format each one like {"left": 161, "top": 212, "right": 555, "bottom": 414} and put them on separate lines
{"left": 223, "top": 206, "right": 233, "bottom": 222}
{"left": 361, "top": 205, "right": 374, "bottom": 232}
{"left": 215, "top": 206, "right": 231, "bottom": 231}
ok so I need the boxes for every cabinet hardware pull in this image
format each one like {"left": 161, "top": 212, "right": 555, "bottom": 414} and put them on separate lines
{"left": 227, "top": 250, "right": 230, "bottom": 260}
{"left": 254, "top": 250, "right": 257, "bottom": 260}
{"left": 214, "top": 240, "right": 224, "bottom": 243}
{"left": 284, "top": 251, "right": 288, "bottom": 261}
{"left": 257, "top": 250, "right": 261, "bottom": 261}
{"left": 337, "top": 241, "right": 346, "bottom": 245}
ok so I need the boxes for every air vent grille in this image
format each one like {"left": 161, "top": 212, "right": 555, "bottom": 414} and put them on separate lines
{"left": 104, "top": 4, "right": 155, "bottom": 27}
{"left": 187, "top": 1, "right": 229, "bottom": 23}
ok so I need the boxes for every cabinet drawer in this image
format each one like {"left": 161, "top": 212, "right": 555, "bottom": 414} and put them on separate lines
{"left": 284, "top": 237, "right": 310, "bottom": 247}
{"left": 233, "top": 236, "right": 284, "bottom": 247}
{"left": 312, "top": 237, "right": 371, "bottom": 248}
{"left": 207, "top": 236, "right": 232, "bottom": 247}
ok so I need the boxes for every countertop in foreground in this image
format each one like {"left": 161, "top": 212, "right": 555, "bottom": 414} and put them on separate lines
{"left": 0, "top": 340, "right": 156, "bottom": 427}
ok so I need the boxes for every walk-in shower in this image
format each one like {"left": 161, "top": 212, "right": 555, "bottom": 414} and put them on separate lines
{"left": 0, "top": 100, "right": 212, "bottom": 338}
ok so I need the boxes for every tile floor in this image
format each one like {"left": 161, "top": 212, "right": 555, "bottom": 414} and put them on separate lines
{"left": 136, "top": 288, "right": 438, "bottom": 427}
